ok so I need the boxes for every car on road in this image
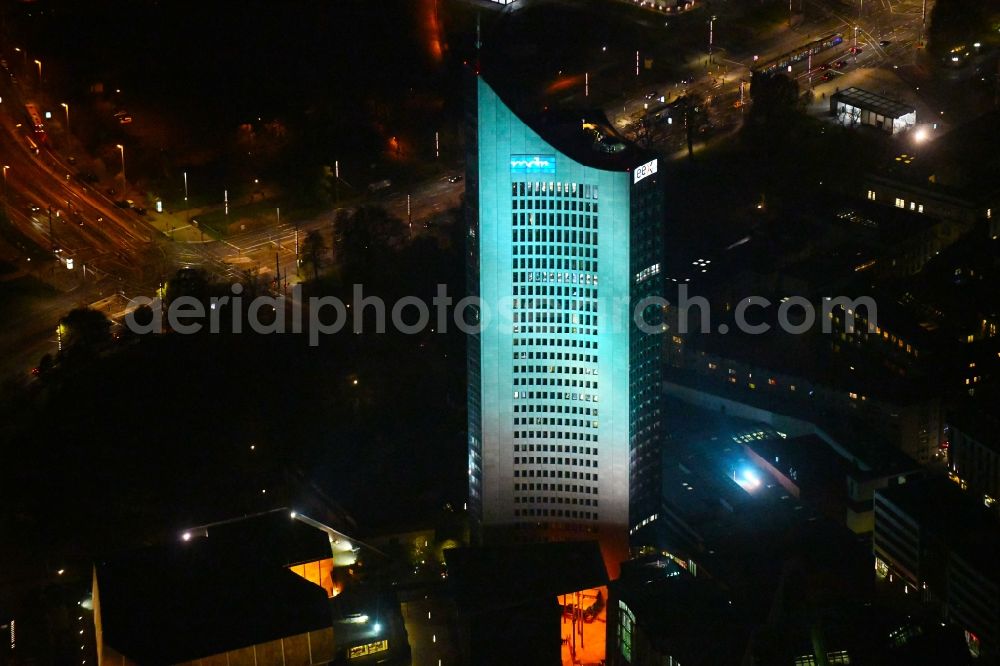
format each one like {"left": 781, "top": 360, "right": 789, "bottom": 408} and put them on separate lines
{"left": 368, "top": 178, "right": 391, "bottom": 193}
{"left": 879, "top": 40, "right": 891, "bottom": 47}
{"left": 822, "top": 72, "right": 835, "bottom": 81}
{"left": 679, "top": 76, "right": 694, "bottom": 85}
{"left": 28, "top": 204, "right": 41, "bottom": 214}
{"left": 447, "top": 175, "right": 463, "bottom": 183}
{"left": 849, "top": 46, "right": 863, "bottom": 54}
{"left": 819, "top": 62, "right": 831, "bottom": 70}
{"left": 834, "top": 60, "right": 847, "bottom": 69}
{"left": 645, "top": 91, "right": 659, "bottom": 100}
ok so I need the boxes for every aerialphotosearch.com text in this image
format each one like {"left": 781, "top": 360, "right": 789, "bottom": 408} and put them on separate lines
{"left": 124, "top": 283, "right": 877, "bottom": 346}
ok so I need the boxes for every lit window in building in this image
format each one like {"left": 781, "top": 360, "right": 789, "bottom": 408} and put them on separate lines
{"left": 618, "top": 600, "right": 635, "bottom": 662}
{"left": 867, "top": 190, "right": 876, "bottom": 201}
{"left": 895, "top": 198, "right": 905, "bottom": 208}
{"left": 827, "top": 650, "right": 852, "bottom": 664}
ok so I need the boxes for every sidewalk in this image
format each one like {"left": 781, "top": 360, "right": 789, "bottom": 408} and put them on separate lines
{"left": 140, "top": 187, "right": 279, "bottom": 244}
{"left": 144, "top": 212, "right": 212, "bottom": 243}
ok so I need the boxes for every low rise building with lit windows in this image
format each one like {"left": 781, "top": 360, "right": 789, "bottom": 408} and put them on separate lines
{"left": 606, "top": 557, "right": 744, "bottom": 666}
{"left": 860, "top": 109, "right": 1000, "bottom": 229}
{"left": 830, "top": 87, "right": 916, "bottom": 134}
{"left": 874, "top": 477, "right": 1000, "bottom": 661}
{"left": 948, "top": 397, "right": 1000, "bottom": 509}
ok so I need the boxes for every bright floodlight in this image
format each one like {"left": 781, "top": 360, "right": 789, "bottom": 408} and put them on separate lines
{"left": 914, "top": 128, "right": 928, "bottom": 143}
{"left": 181, "top": 532, "right": 192, "bottom": 542}
{"left": 290, "top": 511, "right": 297, "bottom": 519}
{"left": 736, "top": 468, "right": 762, "bottom": 492}
{"left": 373, "top": 622, "right": 382, "bottom": 635}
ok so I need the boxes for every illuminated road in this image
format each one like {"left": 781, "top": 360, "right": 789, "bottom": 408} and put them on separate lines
{"left": 0, "top": 62, "right": 154, "bottom": 285}
{"left": 400, "top": 593, "right": 459, "bottom": 666}
{"left": 602, "top": 0, "right": 929, "bottom": 154}
{"left": 169, "top": 174, "right": 465, "bottom": 286}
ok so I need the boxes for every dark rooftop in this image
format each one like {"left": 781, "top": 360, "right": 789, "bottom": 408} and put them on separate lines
{"left": 948, "top": 388, "right": 1000, "bottom": 454}
{"left": 614, "top": 558, "right": 747, "bottom": 663}
{"left": 445, "top": 541, "right": 608, "bottom": 612}
{"left": 94, "top": 517, "right": 333, "bottom": 665}
{"left": 832, "top": 87, "right": 916, "bottom": 119}
{"left": 475, "top": 3, "right": 657, "bottom": 174}
{"left": 177, "top": 508, "right": 334, "bottom": 568}
{"left": 478, "top": 73, "right": 655, "bottom": 172}
{"left": 877, "top": 477, "right": 1000, "bottom": 575}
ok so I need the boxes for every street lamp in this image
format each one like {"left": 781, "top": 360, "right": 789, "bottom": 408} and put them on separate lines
{"left": 116, "top": 144, "right": 126, "bottom": 198}
{"left": 61, "top": 103, "right": 69, "bottom": 134}
{"left": 708, "top": 16, "right": 716, "bottom": 64}
{"left": 34, "top": 59, "right": 41, "bottom": 81}
{"left": 2, "top": 166, "right": 9, "bottom": 219}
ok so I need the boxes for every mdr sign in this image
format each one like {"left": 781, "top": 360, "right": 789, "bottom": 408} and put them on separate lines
{"left": 633, "top": 158, "right": 658, "bottom": 184}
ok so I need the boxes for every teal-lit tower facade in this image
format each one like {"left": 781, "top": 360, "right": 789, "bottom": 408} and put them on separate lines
{"left": 466, "top": 74, "right": 664, "bottom": 568}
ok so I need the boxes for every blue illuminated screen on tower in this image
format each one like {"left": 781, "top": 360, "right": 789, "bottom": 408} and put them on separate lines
{"left": 509, "top": 154, "right": 557, "bottom": 174}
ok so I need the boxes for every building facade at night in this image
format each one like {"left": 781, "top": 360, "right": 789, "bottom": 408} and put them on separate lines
{"left": 465, "top": 73, "right": 665, "bottom": 567}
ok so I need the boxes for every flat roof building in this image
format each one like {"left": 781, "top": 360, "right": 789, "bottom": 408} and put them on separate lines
{"left": 874, "top": 477, "right": 1000, "bottom": 661}
{"left": 445, "top": 541, "right": 608, "bottom": 666}
{"left": 831, "top": 87, "right": 916, "bottom": 134}
{"left": 92, "top": 511, "right": 409, "bottom": 666}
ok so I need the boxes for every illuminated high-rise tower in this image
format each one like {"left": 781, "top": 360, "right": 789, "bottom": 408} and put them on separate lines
{"left": 465, "top": 74, "right": 665, "bottom": 570}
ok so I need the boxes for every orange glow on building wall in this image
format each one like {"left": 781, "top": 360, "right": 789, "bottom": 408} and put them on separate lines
{"left": 421, "top": 0, "right": 444, "bottom": 63}
{"left": 560, "top": 586, "right": 607, "bottom": 665}
{"left": 289, "top": 558, "right": 337, "bottom": 597}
